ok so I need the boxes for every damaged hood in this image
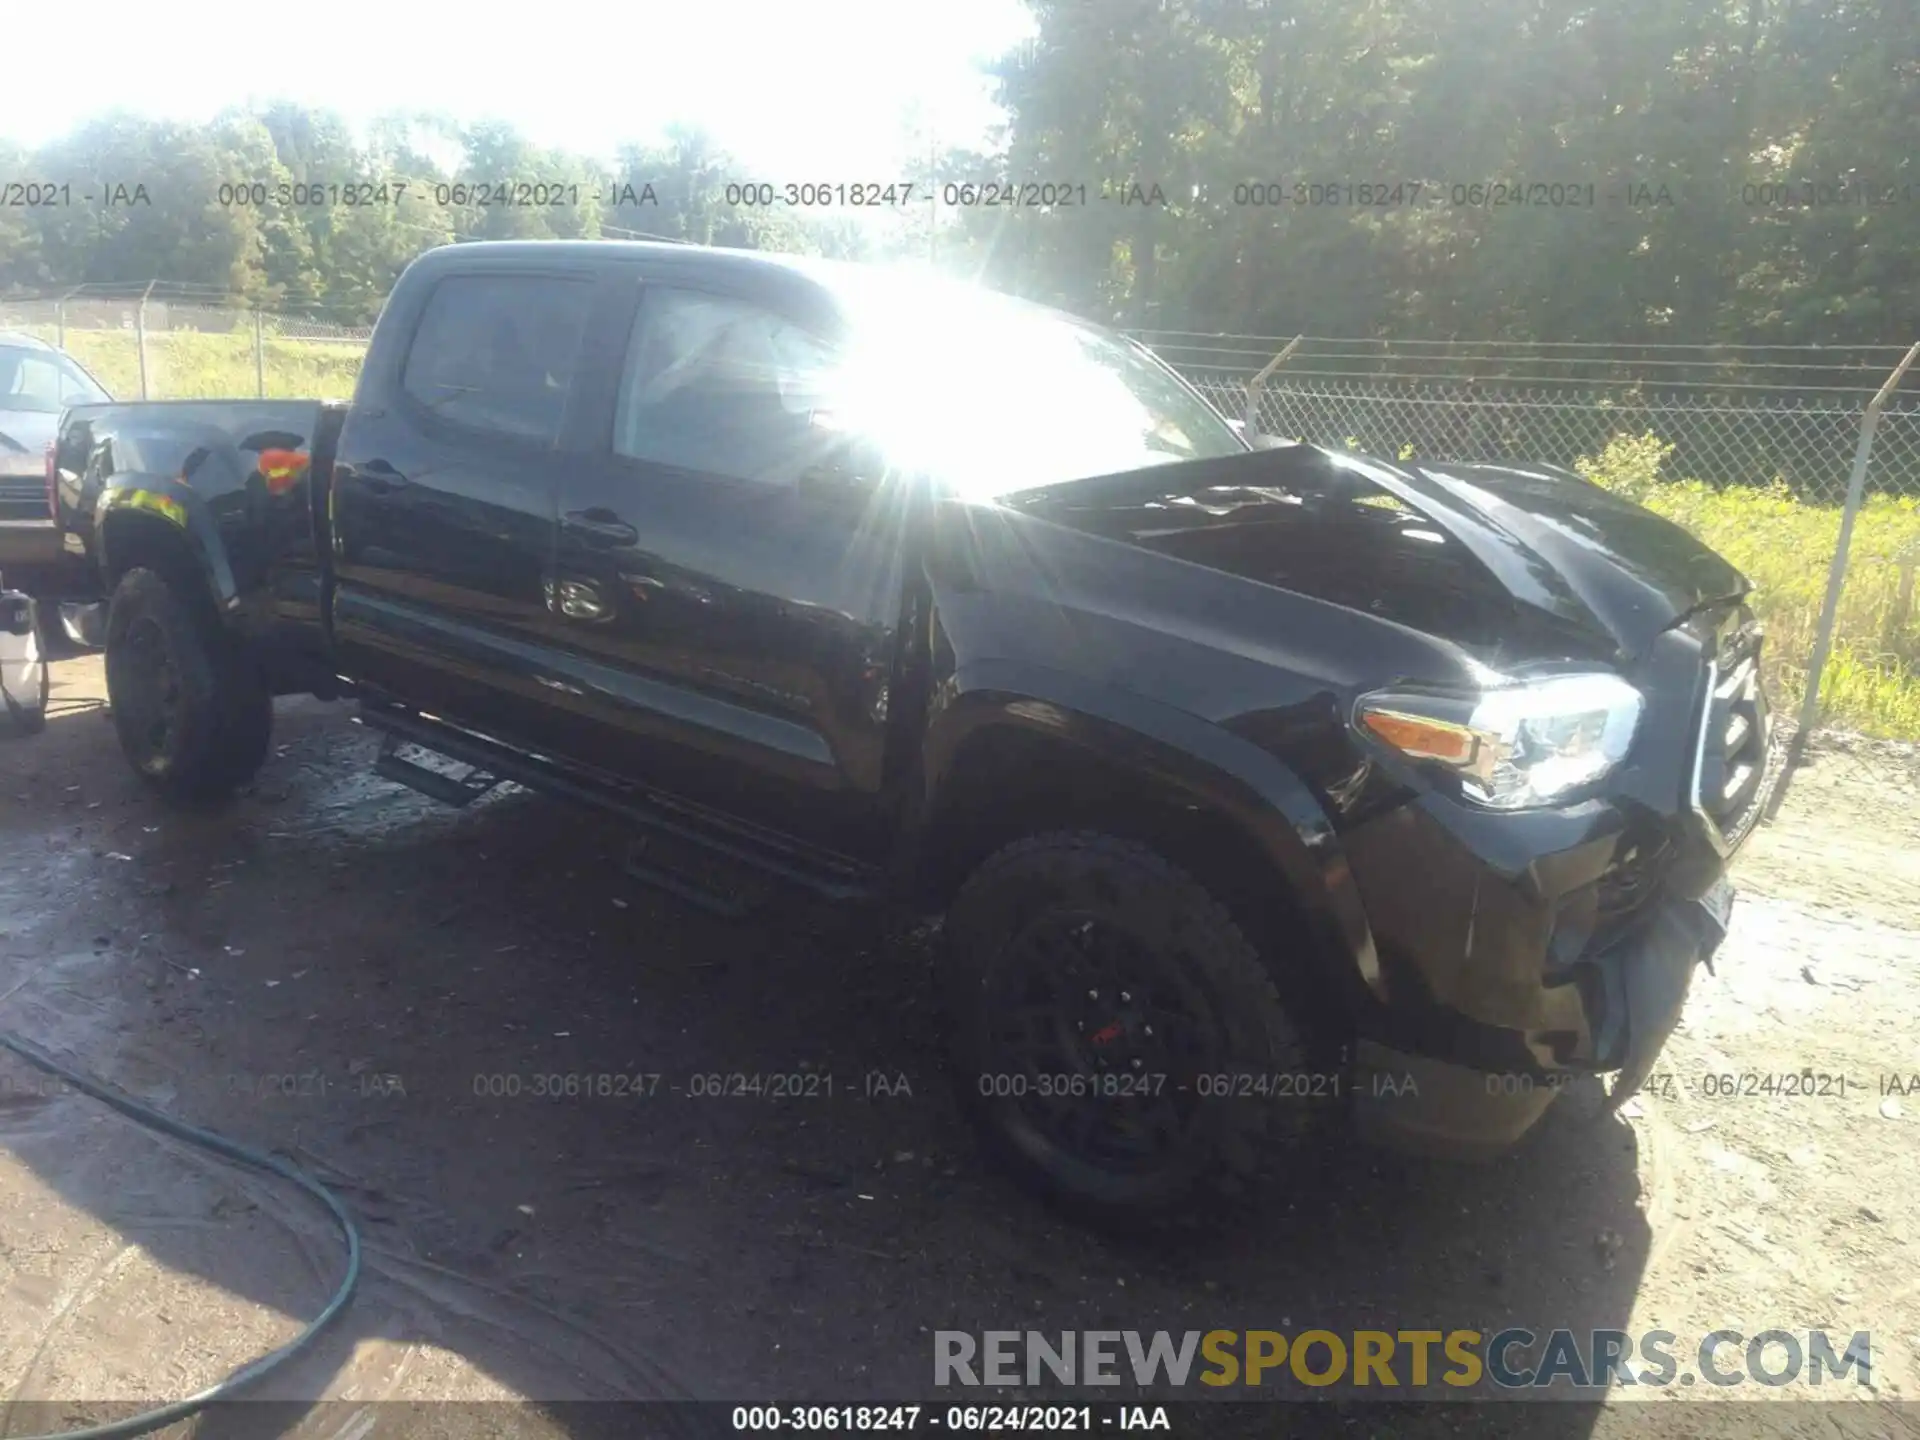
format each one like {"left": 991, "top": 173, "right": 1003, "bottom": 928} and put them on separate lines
{"left": 998, "top": 444, "right": 1748, "bottom": 668}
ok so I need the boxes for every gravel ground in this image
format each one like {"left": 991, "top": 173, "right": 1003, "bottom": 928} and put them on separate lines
{"left": 1, "top": 654, "right": 1917, "bottom": 1439}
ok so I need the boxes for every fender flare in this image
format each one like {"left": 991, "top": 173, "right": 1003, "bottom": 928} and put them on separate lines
{"left": 918, "top": 657, "right": 1384, "bottom": 1000}
{"left": 94, "top": 474, "right": 238, "bottom": 612}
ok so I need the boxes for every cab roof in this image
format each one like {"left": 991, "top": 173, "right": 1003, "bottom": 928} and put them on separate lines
{"left": 407, "top": 239, "right": 1090, "bottom": 331}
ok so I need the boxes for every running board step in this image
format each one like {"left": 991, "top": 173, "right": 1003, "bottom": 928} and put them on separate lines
{"left": 374, "top": 736, "right": 504, "bottom": 808}
{"left": 624, "top": 833, "right": 773, "bottom": 919}
{"left": 353, "top": 702, "right": 880, "bottom": 905}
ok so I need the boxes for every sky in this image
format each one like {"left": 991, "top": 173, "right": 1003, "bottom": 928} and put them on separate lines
{"left": 1, "top": 0, "right": 1037, "bottom": 177}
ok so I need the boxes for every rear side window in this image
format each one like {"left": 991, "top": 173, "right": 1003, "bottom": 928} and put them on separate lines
{"left": 613, "top": 287, "right": 839, "bottom": 487}
{"left": 401, "top": 275, "right": 593, "bottom": 443}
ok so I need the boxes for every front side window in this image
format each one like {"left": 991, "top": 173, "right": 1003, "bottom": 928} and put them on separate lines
{"left": 613, "top": 288, "right": 841, "bottom": 487}
{"left": 826, "top": 278, "right": 1246, "bottom": 497}
{"left": 613, "top": 273, "right": 1244, "bottom": 497}
{"left": 401, "top": 275, "right": 593, "bottom": 443}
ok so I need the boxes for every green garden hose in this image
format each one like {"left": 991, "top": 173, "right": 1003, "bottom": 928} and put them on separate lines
{"left": 0, "top": 1027, "right": 362, "bottom": 1440}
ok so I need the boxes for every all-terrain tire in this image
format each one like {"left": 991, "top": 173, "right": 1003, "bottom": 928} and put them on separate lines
{"left": 211, "top": 656, "right": 274, "bottom": 792}
{"left": 104, "top": 567, "right": 273, "bottom": 805}
{"left": 943, "top": 831, "right": 1315, "bottom": 1226}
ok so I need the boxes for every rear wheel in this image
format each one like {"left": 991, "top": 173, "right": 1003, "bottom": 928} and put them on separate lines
{"left": 943, "top": 831, "right": 1317, "bottom": 1225}
{"left": 105, "top": 567, "right": 272, "bottom": 805}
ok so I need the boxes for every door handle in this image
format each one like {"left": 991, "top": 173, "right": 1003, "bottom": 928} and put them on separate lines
{"left": 564, "top": 509, "right": 638, "bottom": 547}
{"left": 361, "top": 460, "right": 407, "bottom": 495}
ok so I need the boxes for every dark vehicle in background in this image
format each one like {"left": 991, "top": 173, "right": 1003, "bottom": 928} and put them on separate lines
{"left": 47, "top": 241, "right": 1770, "bottom": 1222}
{"left": 0, "top": 332, "right": 111, "bottom": 590}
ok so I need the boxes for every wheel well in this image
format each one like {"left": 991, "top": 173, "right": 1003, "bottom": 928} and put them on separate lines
{"left": 912, "top": 725, "right": 1353, "bottom": 1045}
{"left": 100, "top": 513, "right": 223, "bottom": 632}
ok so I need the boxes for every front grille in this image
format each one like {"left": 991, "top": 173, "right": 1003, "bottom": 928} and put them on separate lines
{"left": 0, "top": 478, "right": 46, "bottom": 506}
{"left": 1690, "top": 607, "right": 1770, "bottom": 852}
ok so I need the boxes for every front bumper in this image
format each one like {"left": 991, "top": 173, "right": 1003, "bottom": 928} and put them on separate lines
{"left": 1351, "top": 879, "right": 1732, "bottom": 1157}
{"left": 0, "top": 517, "right": 60, "bottom": 573}
{"left": 0, "top": 515, "right": 91, "bottom": 598}
{"left": 1331, "top": 607, "right": 1770, "bottom": 1158}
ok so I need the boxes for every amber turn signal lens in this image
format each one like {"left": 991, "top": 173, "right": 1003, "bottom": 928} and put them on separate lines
{"left": 1359, "top": 708, "right": 1479, "bottom": 765}
{"left": 258, "top": 448, "right": 309, "bottom": 495}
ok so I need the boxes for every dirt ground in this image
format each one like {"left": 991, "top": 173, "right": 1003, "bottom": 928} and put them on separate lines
{"left": 2, "top": 653, "right": 1917, "bottom": 1438}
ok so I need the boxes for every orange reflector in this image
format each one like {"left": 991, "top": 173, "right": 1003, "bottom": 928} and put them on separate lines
{"left": 1360, "top": 708, "right": 1478, "bottom": 764}
{"left": 258, "top": 448, "right": 309, "bottom": 495}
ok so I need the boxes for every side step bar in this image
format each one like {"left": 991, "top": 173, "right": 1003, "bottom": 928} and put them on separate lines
{"left": 623, "top": 833, "right": 766, "bottom": 920}
{"left": 354, "top": 702, "right": 879, "bottom": 908}
{"left": 375, "top": 736, "right": 503, "bottom": 807}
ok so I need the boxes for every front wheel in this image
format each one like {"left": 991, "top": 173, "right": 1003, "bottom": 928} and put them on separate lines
{"left": 943, "top": 832, "right": 1317, "bottom": 1225}
{"left": 105, "top": 567, "right": 272, "bottom": 805}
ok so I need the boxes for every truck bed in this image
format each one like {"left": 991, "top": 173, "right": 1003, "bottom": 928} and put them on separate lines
{"left": 50, "top": 398, "right": 329, "bottom": 604}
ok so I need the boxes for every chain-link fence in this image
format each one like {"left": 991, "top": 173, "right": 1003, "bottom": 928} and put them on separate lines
{"left": 1138, "top": 336, "right": 1920, "bottom": 504}
{"left": 1134, "top": 334, "right": 1920, "bottom": 748}
{"left": 0, "top": 290, "right": 371, "bottom": 404}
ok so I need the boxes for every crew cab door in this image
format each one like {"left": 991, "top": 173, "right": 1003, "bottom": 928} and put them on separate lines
{"left": 546, "top": 274, "right": 910, "bottom": 861}
{"left": 329, "top": 265, "right": 603, "bottom": 746}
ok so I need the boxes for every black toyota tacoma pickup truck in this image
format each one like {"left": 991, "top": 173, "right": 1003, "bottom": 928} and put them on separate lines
{"left": 48, "top": 240, "right": 1771, "bottom": 1221}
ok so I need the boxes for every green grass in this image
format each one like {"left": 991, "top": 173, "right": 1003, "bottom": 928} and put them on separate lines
{"left": 1577, "top": 434, "right": 1920, "bottom": 739}
{"left": 20, "top": 325, "right": 367, "bottom": 402}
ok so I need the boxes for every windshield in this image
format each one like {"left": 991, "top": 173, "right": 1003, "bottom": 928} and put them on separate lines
{"left": 0, "top": 344, "right": 111, "bottom": 412}
{"left": 824, "top": 282, "right": 1246, "bottom": 497}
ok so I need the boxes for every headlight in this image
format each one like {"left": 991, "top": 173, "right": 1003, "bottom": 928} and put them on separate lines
{"left": 1354, "top": 673, "right": 1644, "bottom": 810}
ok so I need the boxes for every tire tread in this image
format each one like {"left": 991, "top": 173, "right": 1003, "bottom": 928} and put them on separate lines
{"left": 105, "top": 567, "right": 272, "bottom": 805}
{"left": 943, "top": 830, "right": 1312, "bottom": 1227}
